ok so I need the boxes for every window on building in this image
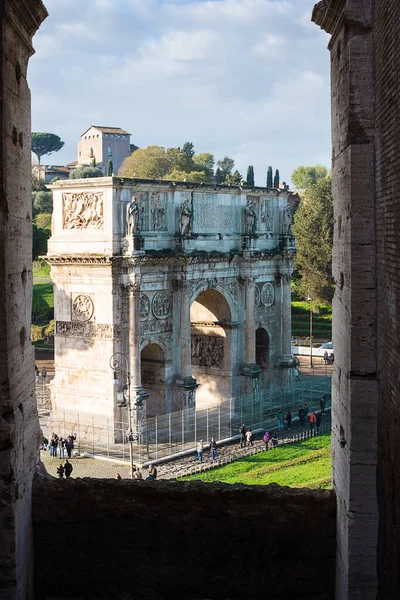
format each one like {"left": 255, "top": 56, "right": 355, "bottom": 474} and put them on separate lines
{"left": 108, "top": 146, "right": 112, "bottom": 157}
{"left": 89, "top": 147, "right": 94, "bottom": 157}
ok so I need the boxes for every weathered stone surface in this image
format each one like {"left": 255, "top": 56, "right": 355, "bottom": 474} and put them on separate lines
{"left": 33, "top": 476, "right": 335, "bottom": 600}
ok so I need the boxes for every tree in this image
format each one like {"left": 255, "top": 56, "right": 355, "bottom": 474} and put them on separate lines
{"left": 90, "top": 157, "right": 96, "bottom": 168}
{"left": 107, "top": 160, "right": 113, "bottom": 176}
{"left": 119, "top": 146, "right": 170, "bottom": 179}
{"left": 166, "top": 168, "right": 209, "bottom": 183}
{"left": 216, "top": 156, "right": 235, "bottom": 181}
{"left": 32, "top": 177, "right": 47, "bottom": 192}
{"left": 246, "top": 166, "right": 255, "bottom": 187}
{"left": 292, "top": 175, "right": 334, "bottom": 303}
{"left": 35, "top": 213, "right": 52, "bottom": 231}
{"left": 215, "top": 167, "right": 223, "bottom": 184}
{"left": 193, "top": 153, "right": 215, "bottom": 180}
{"left": 182, "top": 142, "right": 195, "bottom": 159}
{"left": 31, "top": 132, "right": 64, "bottom": 165}
{"left": 32, "top": 223, "right": 50, "bottom": 259}
{"left": 225, "top": 170, "right": 243, "bottom": 186}
{"left": 167, "top": 147, "right": 194, "bottom": 173}
{"left": 274, "top": 169, "right": 280, "bottom": 188}
{"left": 32, "top": 190, "right": 53, "bottom": 216}
{"left": 291, "top": 165, "right": 328, "bottom": 191}
{"left": 266, "top": 166, "right": 273, "bottom": 188}
{"left": 69, "top": 166, "right": 103, "bottom": 179}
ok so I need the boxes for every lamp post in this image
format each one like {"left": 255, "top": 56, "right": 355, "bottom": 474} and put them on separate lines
{"left": 307, "top": 289, "right": 313, "bottom": 368}
{"left": 109, "top": 352, "right": 143, "bottom": 479}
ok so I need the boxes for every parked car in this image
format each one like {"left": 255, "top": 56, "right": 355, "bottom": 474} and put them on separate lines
{"left": 320, "top": 342, "right": 334, "bottom": 349}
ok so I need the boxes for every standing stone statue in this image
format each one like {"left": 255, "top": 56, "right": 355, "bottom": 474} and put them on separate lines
{"left": 180, "top": 199, "right": 192, "bottom": 236}
{"left": 282, "top": 205, "right": 292, "bottom": 235}
{"left": 126, "top": 196, "right": 140, "bottom": 236}
{"left": 245, "top": 202, "right": 257, "bottom": 234}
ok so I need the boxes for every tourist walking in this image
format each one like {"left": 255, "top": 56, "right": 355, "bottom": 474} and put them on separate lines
{"left": 35, "top": 364, "right": 39, "bottom": 382}
{"left": 277, "top": 410, "right": 283, "bottom": 431}
{"left": 65, "top": 433, "right": 76, "bottom": 459}
{"left": 320, "top": 396, "right": 326, "bottom": 414}
{"left": 309, "top": 411, "right": 316, "bottom": 430}
{"left": 303, "top": 404, "right": 309, "bottom": 418}
{"left": 64, "top": 460, "right": 73, "bottom": 478}
{"left": 56, "top": 463, "right": 64, "bottom": 478}
{"left": 298, "top": 405, "right": 305, "bottom": 427}
{"left": 286, "top": 410, "right": 292, "bottom": 431}
{"left": 239, "top": 424, "right": 247, "bottom": 447}
{"left": 58, "top": 437, "right": 65, "bottom": 459}
{"left": 41, "top": 366, "right": 47, "bottom": 382}
{"left": 210, "top": 437, "right": 217, "bottom": 461}
{"left": 196, "top": 440, "right": 204, "bottom": 463}
{"left": 246, "top": 428, "right": 254, "bottom": 447}
{"left": 316, "top": 411, "right": 322, "bottom": 429}
{"left": 50, "top": 433, "right": 58, "bottom": 458}
{"left": 263, "top": 430, "right": 270, "bottom": 451}
{"left": 271, "top": 433, "right": 278, "bottom": 448}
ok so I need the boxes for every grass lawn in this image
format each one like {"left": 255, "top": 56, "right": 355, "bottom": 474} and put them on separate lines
{"left": 33, "top": 259, "right": 51, "bottom": 281}
{"left": 292, "top": 298, "right": 332, "bottom": 340}
{"left": 181, "top": 433, "right": 332, "bottom": 489}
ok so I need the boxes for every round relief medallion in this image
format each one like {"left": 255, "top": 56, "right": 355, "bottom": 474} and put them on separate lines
{"left": 152, "top": 291, "right": 171, "bottom": 319}
{"left": 261, "top": 283, "right": 274, "bottom": 306}
{"left": 254, "top": 284, "right": 261, "bottom": 308}
{"left": 139, "top": 294, "right": 150, "bottom": 320}
{"left": 72, "top": 294, "right": 94, "bottom": 322}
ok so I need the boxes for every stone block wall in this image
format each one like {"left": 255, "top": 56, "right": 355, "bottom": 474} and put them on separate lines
{"left": 0, "top": 2, "right": 47, "bottom": 599}
{"left": 33, "top": 477, "right": 335, "bottom": 600}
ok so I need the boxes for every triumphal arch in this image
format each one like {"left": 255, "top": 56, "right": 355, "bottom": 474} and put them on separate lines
{"left": 46, "top": 177, "right": 295, "bottom": 425}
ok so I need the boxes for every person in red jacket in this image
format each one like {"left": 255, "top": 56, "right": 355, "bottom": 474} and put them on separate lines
{"left": 309, "top": 411, "right": 316, "bottom": 430}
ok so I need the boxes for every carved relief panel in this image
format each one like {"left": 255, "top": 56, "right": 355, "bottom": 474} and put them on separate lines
{"left": 62, "top": 192, "right": 104, "bottom": 230}
{"left": 139, "top": 291, "right": 172, "bottom": 335}
{"left": 191, "top": 335, "right": 224, "bottom": 369}
{"left": 138, "top": 191, "right": 167, "bottom": 232}
{"left": 71, "top": 294, "right": 95, "bottom": 322}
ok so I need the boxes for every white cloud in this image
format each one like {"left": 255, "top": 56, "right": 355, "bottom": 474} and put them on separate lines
{"left": 29, "top": 0, "right": 330, "bottom": 184}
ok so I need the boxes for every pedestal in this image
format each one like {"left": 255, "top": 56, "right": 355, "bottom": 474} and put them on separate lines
{"left": 172, "top": 378, "right": 198, "bottom": 411}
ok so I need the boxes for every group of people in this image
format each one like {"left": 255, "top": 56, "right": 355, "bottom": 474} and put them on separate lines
{"left": 195, "top": 437, "right": 218, "bottom": 463}
{"left": 262, "top": 430, "right": 279, "bottom": 451}
{"left": 298, "top": 405, "right": 323, "bottom": 430}
{"left": 47, "top": 432, "right": 77, "bottom": 459}
{"left": 323, "top": 351, "right": 334, "bottom": 365}
{"left": 35, "top": 364, "right": 47, "bottom": 383}
{"left": 56, "top": 460, "right": 73, "bottom": 478}
{"left": 115, "top": 464, "right": 158, "bottom": 481}
{"left": 239, "top": 424, "right": 255, "bottom": 448}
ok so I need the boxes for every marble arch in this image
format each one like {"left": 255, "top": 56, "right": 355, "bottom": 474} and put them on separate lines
{"left": 189, "top": 280, "right": 238, "bottom": 323}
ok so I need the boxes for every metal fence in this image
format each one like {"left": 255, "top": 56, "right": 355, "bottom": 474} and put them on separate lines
{"left": 39, "top": 377, "right": 331, "bottom": 466}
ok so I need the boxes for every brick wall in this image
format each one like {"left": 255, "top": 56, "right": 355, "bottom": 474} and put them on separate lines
{"left": 33, "top": 477, "right": 336, "bottom": 600}
{"left": 374, "top": 1, "right": 400, "bottom": 596}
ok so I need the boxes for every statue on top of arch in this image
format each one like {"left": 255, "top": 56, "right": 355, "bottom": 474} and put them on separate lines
{"left": 179, "top": 198, "right": 192, "bottom": 236}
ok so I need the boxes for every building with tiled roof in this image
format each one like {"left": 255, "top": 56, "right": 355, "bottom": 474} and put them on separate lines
{"left": 78, "top": 125, "right": 133, "bottom": 174}
{"left": 32, "top": 164, "right": 71, "bottom": 183}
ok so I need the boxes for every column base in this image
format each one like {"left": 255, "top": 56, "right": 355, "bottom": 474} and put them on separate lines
{"left": 275, "top": 355, "right": 297, "bottom": 368}
{"left": 172, "top": 377, "right": 198, "bottom": 411}
{"left": 274, "top": 356, "right": 297, "bottom": 389}
{"left": 239, "top": 363, "right": 261, "bottom": 396}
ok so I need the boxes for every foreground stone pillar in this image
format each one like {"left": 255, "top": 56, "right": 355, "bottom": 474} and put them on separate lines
{"left": 313, "top": 2, "right": 379, "bottom": 599}
{"left": 0, "top": 2, "right": 48, "bottom": 599}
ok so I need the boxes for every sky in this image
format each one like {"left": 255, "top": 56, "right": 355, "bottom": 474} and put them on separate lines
{"left": 29, "top": 0, "right": 331, "bottom": 186}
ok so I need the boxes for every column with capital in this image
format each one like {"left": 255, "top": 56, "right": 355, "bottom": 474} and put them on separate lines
{"left": 172, "top": 279, "right": 197, "bottom": 410}
{"left": 281, "top": 274, "right": 293, "bottom": 359}
{"left": 241, "top": 276, "right": 261, "bottom": 391}
{"left": 126, "top": 282, "right": 149, "bottom": 404}
{"left": 274, "top": 272, "right": 283, "bottom": 358}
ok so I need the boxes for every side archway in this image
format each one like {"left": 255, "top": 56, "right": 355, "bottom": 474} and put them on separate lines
{"left": 140, "top": 343, "right": 166, "bottom": 418}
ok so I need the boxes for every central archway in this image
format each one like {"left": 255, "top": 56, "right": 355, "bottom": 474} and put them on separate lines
{"left": 140, "top": 343, "right": 166, "bottom": 418}
{"left": 190, "top": 289, "right": 232, "bottom": 409}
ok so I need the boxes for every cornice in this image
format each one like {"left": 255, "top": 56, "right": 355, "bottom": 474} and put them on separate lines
{"left": 45, "top": 256, "right": 111, "bottom": 266}
{"left": 7, "top": 0, "right": 48, "bottom": 55}
{"left": 312, "top": 0, "right": 345, "bottom": 42}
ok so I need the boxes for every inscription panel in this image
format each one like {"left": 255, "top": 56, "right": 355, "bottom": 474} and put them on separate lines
{"left": 192, "top": 192, "right": 234, "bottom": 233}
